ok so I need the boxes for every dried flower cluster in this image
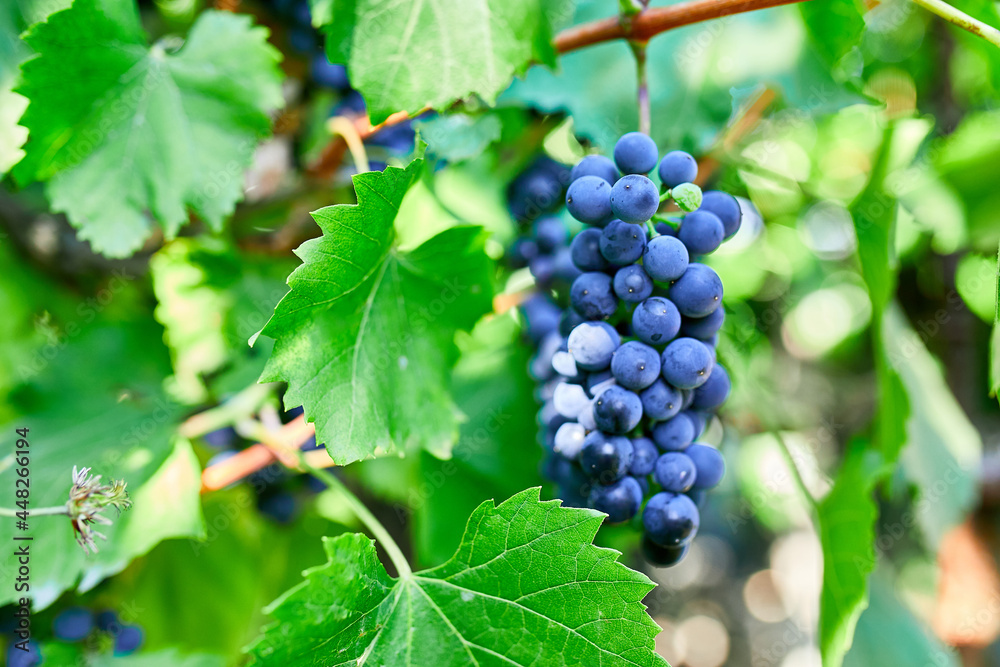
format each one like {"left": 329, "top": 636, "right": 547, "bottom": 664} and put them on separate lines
{"left": 68, "top": 466, "right": 132, "bottom": 554}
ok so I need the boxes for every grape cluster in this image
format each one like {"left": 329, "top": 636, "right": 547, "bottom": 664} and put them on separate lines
{"left": 5, "top": 607, "right": 144, "bottom": 666}
{"left": 525, "top": 133, "right": 739, "bottom": 566}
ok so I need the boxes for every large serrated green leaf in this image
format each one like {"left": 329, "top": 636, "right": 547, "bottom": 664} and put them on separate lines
{"left": 248, "top": 488, "right": 669, "bottom": 666}
{"left": 312, "top": 0, "right": 571, "bottom": 124}
{"left": 14, "top": 0, "right": 283, "bottom": 257}
{"left": 255, "top": 160, "right": 495, "bottom": 466}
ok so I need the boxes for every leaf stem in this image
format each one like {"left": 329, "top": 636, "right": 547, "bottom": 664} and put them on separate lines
{"left": 0, "top": 505, "right": 69, "bottom": 517}
{"left": 631, "top": 41, "right": 651, "bottom": 136}
{"left": 328, "top": 116, "right": 371, "bottom": 174}
{"left": 178, "top": 383, "right": 277, "bottom": 439}
{"left": 298, "top": 458, "right": 413, "bottom": 579}
{"left": 910, "top": 0, "right": 1000, "bottom": 47}
{"left": 772, "top": 431, "right": 820, "bottom": 514}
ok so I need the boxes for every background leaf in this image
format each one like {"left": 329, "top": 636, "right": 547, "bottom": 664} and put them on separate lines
{"left": 14, "top": 0, "right": 284, "bottom": 257}
{"left": 314, "top": 0, "right": 572, "bottom": 124}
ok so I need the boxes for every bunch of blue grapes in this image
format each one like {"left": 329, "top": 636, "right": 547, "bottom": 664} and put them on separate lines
{"left": 528, "top": 132, "right": 738, "bottom": 566}
{"left": 6, "top": 607, "right": 144, "bottom": 666}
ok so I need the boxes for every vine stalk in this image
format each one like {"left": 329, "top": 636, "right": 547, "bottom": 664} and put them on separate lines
{"left": 909, "top": 0, "right": 1000, "bottom": 47}
{"left": 297, "top": 458, "right": 412, "bottom": 579}
{"left": 0, "top": 505, "right": 69, "bottom": 517}
{"left": 631, "top": 41, "right": 651, "bottom": 136}
{"left": 772, "top": 431, "right": 820, "bottom": 513}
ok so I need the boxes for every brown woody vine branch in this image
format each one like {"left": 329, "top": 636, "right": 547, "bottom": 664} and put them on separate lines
{"left": 307, "top": 0, "right": 809, "bottom": 178}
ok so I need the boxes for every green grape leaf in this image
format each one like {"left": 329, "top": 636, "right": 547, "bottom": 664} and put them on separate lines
{"left": 819, "top": 120, "right": 914, "bottom": 667}
{"left": 14, "top": 0, "right": 283, "bottom": 257}
{"left": 885, "top": 306, "right": 981, "bottom": 550}
{"left": 799, "top": 0, "right": 865, "bottom": 79}
{"left": 0, "top": 316, "right": 203, "bottom": 610}
{"left": 817, "top": 442, "right": 887, "bottom": 667}
{"left": 255, "top": 159, "right": 494, "bottom": 466}
{"left": 247, "top": 488, "right": 668, "bottom": 666}
{"left": 151, "top": 238, "right": 295, "bottom": 403}
{"left": 313, "top": 0, "right": 571, "bottom": 124}
{"left": 844, "top": 571, "right": 959, "bottom": 667}
{"left": 416, "top": 112, "right": 504, "bottom": 163}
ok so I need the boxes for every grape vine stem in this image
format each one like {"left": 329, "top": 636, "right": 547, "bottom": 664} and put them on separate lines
{"left": 909, "top": 0, "right": 1000, "bottom": 47}
{"left": 772, "top": 431, "right": 820, "bottom": 513}
{"left": 308, "top": 0, "right": 807, "bottom": 177}
{"left": 297, "top": 456, "right": 413, "bottom": 579}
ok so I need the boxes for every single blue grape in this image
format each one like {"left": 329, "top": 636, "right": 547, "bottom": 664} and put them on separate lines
{"left": 310, "top": 53, "right": 350, "bottom": 89}
{"left": 585, "top": 369, "right": 614, "bottom": 396}
{"left": 570, "top": 272, "right": 618, "bottom": 320}
{"left": 203, "top": 426, "right": 238, "bottom": 449}
{"left": 593, "top": 385, "right": 643, "bottom": 434}
{"left": 642, "top": 535, "right": 689, "bottom": 566}
{"left": 642, "top": 492, "right": 700, "bottom": 546}
{"left": 613, "top": 132, "right": 658, "bottom": 175}
{"left": 114, "top": 625, "right": 145, "bottom": 656}
{"left": 553, "top": 247, "right": 583, "bottom": 284}
{"left": 692, "top": 364, "right": 730, "bottom": 411}
{"left": 611, "top": 341, "right": 662, "bottom": 391}
{"left": 529, "top": 255, "right": 556, "bottom": 287}
{"left": 570, "top": 228, "right": 609, "bottom": 271}
{"left": 566, "top": 175, "right": 613, "bottom": 224}
{"left": 567, "top": 321, "right": 620, "bottom": 371}
{"left": 687, "top": 489, "right": 707, "bottom": 507}
{"left": 657, "top": 150, "right": 698, "bottom": 188}
{"left": 600, "top": 219, "right": 647, "bottom": 266}
{"left": 53, "top": 607, "right": 94, "bottom": 642}
{"left": 669, "top": 263, "right": 723, "bottom": 317}
{"left": 680, "top": 388, "right": 694, "bottom": 409}
{"left": 629, "top": 437, "right": 659, "bottom": 476}
{"left": 651, "top": 413, "right": 695, "bottom": 451}
{"left": 631, "top": 296, "right": 680, "bottom": 346}
{"left": 680, "top": 307, "right": 724, "bottom": 340}
{"left": 655, "top": 222, "right": 678, "bottom": 237}
{"left": 654, "top": 452, "right": 698, "bottom": 492}
{"left": 96, "top": 610, "right": 119, "bottom": 631}
{"left": 508, "top": 237, "right": 538, "bottom": 269}
{"left": 701, "top": 190, "right": 742, "bottom": 239}
{"left": 678, "top": 210, "right": 724, "bottom": 255}
{"left": 589, "top": 476, "right": 643, "bottom": 523}
{"left": 613, "top": 264, "right": 653, "bottom": 303}
{"left": 258, "top": 491, "right": 297, "bottom": 524}
{"left": 559, "top": 307, "right": 586, "bottom": 337}
{"left": 570, "top": 154, "right": 620, "bottom": 185}
{"left": 610, "top": 174, "right": 660, "bottom": 223}
{"left": 534, "top": 216, "right": 568, "bottom": 252}
{"left": 661, "top": 337, "right": 714, "bottom": 389}
{"left": 508, "top": 157, "right": 569, "bottom": 222}
{"left": 686, "top": 443, "right": 725, "bottom": 489}
{"left": 642, "top": 235, "right": 689, "bottom": 282}
{"left": 7, "top": 640, "right": 42, "bottom": 667}
{"left": 548, "top": 454, "right": 591, "bottom": 498}
{"left": 579, "top": 431, "right": 634, "bottom": 482}
{"left": 640, "top": 379, "right": 683, "bottom": 421}
{"left": 683, "top": 410, "right": 708, "bottom": 439}
{"left": 633, "top": 474, "right": 650, "bottom": 496}
{"left": 521, "top": 294, "right": 561, "bottom": 343}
